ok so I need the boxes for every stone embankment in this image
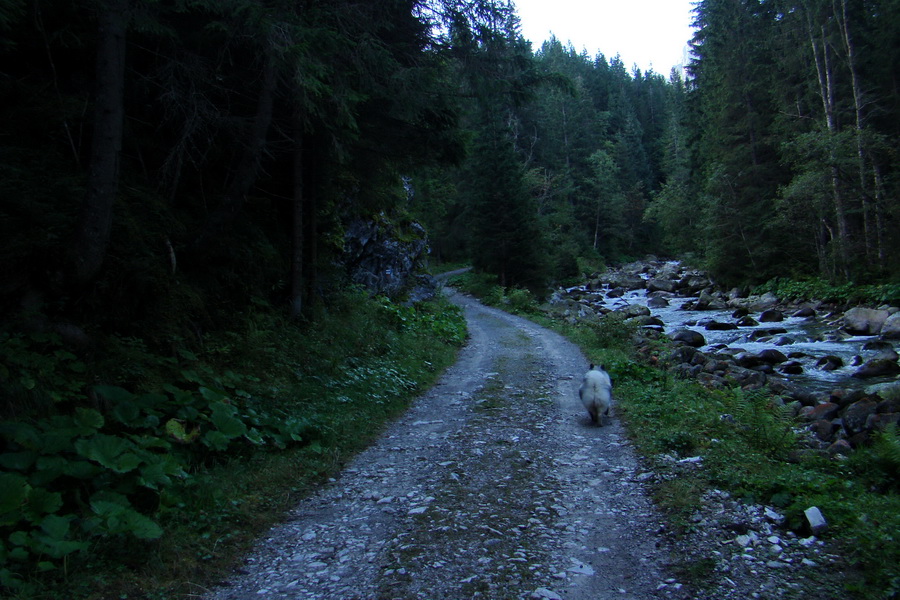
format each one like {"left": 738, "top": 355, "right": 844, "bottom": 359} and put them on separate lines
{"left": 548, "top": 259, "right": 900, "bottom": 455}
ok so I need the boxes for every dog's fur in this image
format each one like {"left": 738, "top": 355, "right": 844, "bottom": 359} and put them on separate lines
{"left": 578, "top": 363, "right": 612, "bottom": 425}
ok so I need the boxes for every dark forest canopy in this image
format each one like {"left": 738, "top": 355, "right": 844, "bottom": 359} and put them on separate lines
{"left": 1, "top": 0, "right": 898, "bottom": 331}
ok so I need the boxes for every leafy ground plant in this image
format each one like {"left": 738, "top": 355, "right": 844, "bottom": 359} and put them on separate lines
{"left": 0, "top": 291, "right": 465, "bottom": 599}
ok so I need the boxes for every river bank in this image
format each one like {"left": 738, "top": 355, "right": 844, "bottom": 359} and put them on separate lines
{"left": 547, "top": 259, "right": 900, "bottom": 454}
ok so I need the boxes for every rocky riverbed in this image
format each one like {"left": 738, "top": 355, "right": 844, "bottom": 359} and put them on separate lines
{"left": 547, "top": 259, "right": 900, "bottom": 454}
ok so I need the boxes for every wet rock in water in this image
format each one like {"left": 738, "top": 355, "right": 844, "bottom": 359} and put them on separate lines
{"left": 842, "top": 399, "right": 879, "bottom": 434}
{"left": 633, "top": 315, "right": 664, "bottom": 328}
{"left": 881, "top": 312, "right": 900, "bottom": 339}
{"left": 792, "top": 306, "right": 817, "bottom": 318}
{"left": 606, "top": 287, "right": 625, "bottom": 298}
{"left": 759, "top": 348, "right": 788, "bottom": 363}
{"left": 852, "top": 358, "right": 900, "bottom": 378}
{"left": 672, "top": 329, "right": 706, "bottom": 348}
{"left": 815, "top": 355, "right": 844, "bottom": 371}
{"left": 678, "top": 274, "right": 711, "bottom": 294}
{"left": 849, "top": 355, "right": 864, "bottom": 367}
{"left": 732, "top": 307, "right": 750, "bottom": 319}
{"left": 759, "top": 309, "right": 785, "bottom": 323}
{"left": 779, "top": 361, "right": 804, "bottom": 375}
{"left": 647, "top": 296, "right": 670, "bottom": 308}
{"left": 605, "top": 273, "right": 646, "bottom": 290}
{"left": 647, "top": 278, "right": 677, "bottom": 293}
{"left": 704, "top": 320, "right": 737, "bottom": 331}
{"left": 619, "top": 304, "right": 651, "bottom": 318}
{"left": 842, "top": 307, "right": 891, "bottom": 336}
{"left": 749, "top": 327, "right": 788, "bottom": 340}
{"left": 771, "top": 335, "right": 795, "bottom": 346}
{"left": 736, "top": 315, "right": 759, "bottom": 327}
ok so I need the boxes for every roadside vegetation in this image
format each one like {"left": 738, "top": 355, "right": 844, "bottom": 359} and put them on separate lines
{"left": 0, "top": 291, "right": 466, "bottom": 600}
{"left": 449, "top": 270, "right": 900, "bottom": 600}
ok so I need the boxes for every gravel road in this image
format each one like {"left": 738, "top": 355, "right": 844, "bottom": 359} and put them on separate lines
{"left": 204, "top": 288, "right": 683, "bottom": 600}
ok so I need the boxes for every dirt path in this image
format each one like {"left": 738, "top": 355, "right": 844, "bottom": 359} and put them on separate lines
{"left": 204, "top": 289, "right": 682, "bottom": 600}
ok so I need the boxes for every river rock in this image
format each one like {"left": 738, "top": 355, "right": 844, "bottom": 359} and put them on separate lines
{"left": 705, "top": 320, "right": 737, "bottom": 331}
{"left": 759, "top": 309, "right": 785, "bottom": 323}
{"left": 809, "top": 419, "right": 838, "bottom": 442}
{"left": 815, "top": 355, "right": 843, "bottom": 371}
{"left": 805, "top": 402, "right": 839, "bottom": 422}
{"left": 749, "top": 292, "right": 780, "bottom": 312}
{"left": 779, "top": 361, "right": 803, "bottom": 375}
{"left": 647, "top": 296, "right": 670, "bottom": 308}
{"left": 792, "top": 306, "right": 817, "bottom": 318}
{"left": 633, "top": 315, "right": 664, "bottom": 328}
{"left": 868, "top": 413, "right": 900, "bottom": 431}
{"left": 842, "top": 399, "right": 879, "bottom": 434}
{"left": 670, "top": 346, "right": 699, "bottom": 365}
{"left": 604, "top": 274, "right": 646, "bottom": 290}
{"left": 852, "top": 359, "right": 900, "bottom": 378}
{"left": 881, "top": 312, "right": 900, "bottom": 339}
{"left": 749, "top": 328, "right": 788, "bottom": 341}
{"left": 757, "top": 349, "right": 789, "bottom": 364}
{"left": 865, "top": 381, "right": 900, "bottom": 401}
{"left": 843, "top": 307, "right": 890, "bottom": 336}
{"left": 672, "top": 329, "right": 706, "bottom": 347}
{"left": 619, "top": 304, "right": 651, "bottom": 318}
{"left": 647, "top": 278, "right": 677, "bottom": 293}
{"left": 737, "top": 316, "right": 758, "bottom": 327}
{"left": 678, "top": 274, "right": 711, "bottom": 294}
{"left": 827, "top": 439, "right": 853, "bottom": 456}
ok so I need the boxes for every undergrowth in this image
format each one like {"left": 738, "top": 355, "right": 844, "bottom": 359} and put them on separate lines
{"left": 0, "top": 290, "right": 466, "bottom": 599}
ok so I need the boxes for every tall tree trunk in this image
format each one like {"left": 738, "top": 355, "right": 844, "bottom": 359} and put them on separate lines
{"left": 290, "top": 114, "right": 304, "bottom": 319}
{"left": 808, "top": 15, "right": 850, "bottom": 279}
{"left": 71, "top": 0, "right": 129, "bottom": 287}
{"left": 836, "top": 0, "right": 873, "bottom": 261}
{"left": 189, "top": 50, "right": 278, "bottom": 256}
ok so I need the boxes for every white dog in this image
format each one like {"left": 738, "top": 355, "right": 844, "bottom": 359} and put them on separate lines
{"left": 579, "top": 363, "right": 612, "bottom": 425}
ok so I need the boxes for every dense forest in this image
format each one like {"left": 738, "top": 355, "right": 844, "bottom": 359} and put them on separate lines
{"left": 2, "top": 0, "right": 899, "bottom": 324}
{"left": 1, "top": 0, "right": 899, "bottom": 595}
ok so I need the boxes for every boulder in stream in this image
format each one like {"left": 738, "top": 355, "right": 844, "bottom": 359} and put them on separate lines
{"left": 672, "top": 329, "right": 706, "bottom": 348}
{"left": 852, "top": 359, "right": 900, "bottom": 378}
{"left": 881, "top": 312, "right": 900, "bottom": 339}
{"left": 843, "top": 307, "right": 891, "bottom": 336}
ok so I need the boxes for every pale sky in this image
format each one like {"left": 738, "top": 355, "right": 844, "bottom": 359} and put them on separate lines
{"left": 515, "top": 0, "right": 697, "bottom": 75}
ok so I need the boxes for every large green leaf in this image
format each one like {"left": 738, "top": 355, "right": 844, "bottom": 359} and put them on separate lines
{"left": 74, "top": 434, "right": 140, "bottom": 473}
{"left": 0, "top": 451, "right": 37, "bottom": 471}
{"left": 25, "top": 487, "right": 63, "bottom": 519}
{"left": 209, "top": 402, "right": 247, "bottom": 438}
{"left": 74, "top": 407, "right": 105, "bottom": 430}
{"left": 111, "top": 400, "right": 140, "bottom": 426}
{"left": 0, "top": 472, "right": 28, "bottom": 516}
{"left": 202, "top": 430, "right": 230, "bottom": 451}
